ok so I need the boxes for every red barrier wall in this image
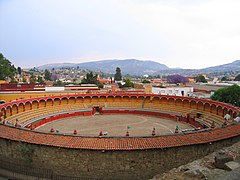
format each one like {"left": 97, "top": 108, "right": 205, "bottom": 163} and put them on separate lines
{"left": 31, "top": 111, "right": 92, "bottom": 129}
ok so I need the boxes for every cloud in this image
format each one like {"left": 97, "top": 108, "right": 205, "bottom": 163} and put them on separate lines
{"left": 0, "top": 0, "right": 240, "bottom": 69}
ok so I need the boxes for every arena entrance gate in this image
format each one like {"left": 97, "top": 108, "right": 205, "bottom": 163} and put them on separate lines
{"left": 92, "top": 106, "right": 103, "bottom": 115}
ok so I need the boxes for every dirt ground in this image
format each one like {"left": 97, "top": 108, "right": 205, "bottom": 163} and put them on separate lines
{"left": 36, "top": 114, "right": 193, "bottom": 136}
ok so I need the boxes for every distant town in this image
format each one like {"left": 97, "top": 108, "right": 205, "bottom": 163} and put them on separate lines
{"left": 0, "top": 53, "right": 240, "bottom": 106}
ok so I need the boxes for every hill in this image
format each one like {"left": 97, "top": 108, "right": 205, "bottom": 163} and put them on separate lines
{"left": 37, "top": 59, "right": 169, "bottom": 75}
{"left": 37, "top": 59, "right": 240, "bottom": 76}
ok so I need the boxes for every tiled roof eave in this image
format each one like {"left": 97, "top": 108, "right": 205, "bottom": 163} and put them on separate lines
{"left": 0, "top": 123, "right": 240, "bottom": 151}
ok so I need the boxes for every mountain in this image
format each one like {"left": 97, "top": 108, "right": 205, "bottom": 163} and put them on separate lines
{"left": 200, "top": 60, "right": 240, "bottom": 73}
{"left": 37, "top": 59, "right": 240, "bottom": 76}
{"left": 37, "top": 59, "right": 169, "bottom": 75}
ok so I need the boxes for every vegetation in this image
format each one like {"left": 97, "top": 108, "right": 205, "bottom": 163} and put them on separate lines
{"left": 81, "top": 72, "right": 103, "bottom": 88}
{"left": 167, "top": 74, "right": 189, "bottom": 84}
{"left": 142, "top": 79, "right": 151, "bottom": 83}
{"left": 114, "top": 67, "right": 122, "bottom": 81}
{"left": 0, "top": 53, "right": 16, "bottom": 80}
{"left": 37, "top": 76, "right": 44, "bottom": 83}
{"left": 211, "top": 84, "right": 240, "bottom": 107}
{"left": 221, "top": 76, "right": 229, "bottom": 81}
{"left": 44, "top": 69, "right": 52, "bottom": 81}
{"left": 123, "top": 79, "right": 134, "bottom": 88}
{"left": 30, "top": 75, "right": 37, "bottom": 84}
{"left": 235, "top": 74, "right": 240, "bottom": 81}
{"left": 196, "top": 75, "right": 207, "bottom": 83}
{"left": 17, "top": 67, "right": 22, "bottom": 75}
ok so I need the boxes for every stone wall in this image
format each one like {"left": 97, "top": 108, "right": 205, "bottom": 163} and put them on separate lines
{"left": 0, "top": 136, "right": 239, "bottom": 180}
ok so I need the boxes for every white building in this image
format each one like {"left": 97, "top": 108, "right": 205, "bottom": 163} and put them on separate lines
{"left": 152, "top": 86, "right": 193, "bottom": 97}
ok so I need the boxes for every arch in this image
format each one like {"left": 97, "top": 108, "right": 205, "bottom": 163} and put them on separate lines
{"left": 183, "top": 99, "right": 190, "bottom": 107}
{"left": 12, "top": 104, "right": 18, "bottom": 115}
{"left": 160, "top": 97, "right": 167, "bottom": 104}
{"left": 168, "top": 98, "right": 175, "bottom": 105}
{"left": 229, "top": 109, "right": 233, "bottom": 118}
{"left": 54, "top": 98, "right": 61, "bottom": 105}
{"left": 99, "top": 96, "right": 106, "bottom": 102}
{"left": 18, "top": 103, "right": 25, "bottom": 112}
{"left": 152, "top": 97, "right": 160, "bottom": 104}
{"left": 114, "top": 96, "right": 122, "bottom": 102}
{"left": 217, "top": 106, "right": 223, "bottom": 116}
{"left": 197, "top": 101, "right": 204, "bottom": 111}
{"left": 6, "top": 106, "right": 12, "bottom": 117}
{"left": 122, "top": 96, "right": 130, "bottom": 102}
{"left": 76, "top": 96, "right": 83, "bottom": 103}
{"left": 144, "top": 96, "right": 151, "bottom": 103}
{"left": 223, "top": 107, "right": 229, "bottom": 117}
{"left": 83, "top": 96, "right": 91, "bottom": 103}
{"left": 1, "top": 107, "right": 6, "bottom": 117}
{"left": 130, "top": 96, "right": 138, "bottom": 103}
{"left": 61, "top": 97, "right": 68, "bottom": 105}
{"left": 92, "top": 96, "right": 98, "bottom": 103}
{"left": 25, "top": 101, "right": 32, "bottom": 111}
{"left": 136, "top": 96, "right": 144, "bottom": 103}
{"left": 175, "top": 98, "right": 183, "bottom": 106}
{"left": 32, "top": 100, "right": 39, "bottom": 109}
{"left": 39, "top": 99, "right": 46, "bottom": 108}
{"left": 106, "top": 96, "right": 114, "bottom": 102}
{"left": 211, "top": 104, "right": 217, "bottom": 114}
{"left": 46, "top": 99, "right": 53, "bottom": 107}
{"left": 69, "top": 97, "right": 76, "bottom": 104}
{"left": 204, "top": 103, "right": 211, "bottom": 112}
{"left": 233, "top": 111, "right": 237, "bottom": 118}
{"left": 190, "top": 100, "right": 197, "bottom": 109}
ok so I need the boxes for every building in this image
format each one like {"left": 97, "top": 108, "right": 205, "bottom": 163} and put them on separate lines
{"left": 152, "top": 86, "right": 193, "bottom": 97}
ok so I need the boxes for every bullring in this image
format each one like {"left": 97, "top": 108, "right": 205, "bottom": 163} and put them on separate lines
{"left": 0, "top": 93, "right": 240, "bottom": 179}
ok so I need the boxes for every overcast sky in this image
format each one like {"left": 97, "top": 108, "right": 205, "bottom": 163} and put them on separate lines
{"left": 1, "top": 0, "right": 240, "bottom": 69}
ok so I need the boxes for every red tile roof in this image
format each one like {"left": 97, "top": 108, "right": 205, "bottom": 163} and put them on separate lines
{"left": 0, "top": 123, "right": 240, "bottom": 150}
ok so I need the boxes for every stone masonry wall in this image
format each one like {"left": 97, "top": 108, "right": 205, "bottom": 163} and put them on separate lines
{"left": 0, "top": 136, "right": 239, "bottom": 180}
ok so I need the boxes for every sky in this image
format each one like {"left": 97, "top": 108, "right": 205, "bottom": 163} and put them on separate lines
{"left": 1, "top": 0, "right": 240, "bottom": 69}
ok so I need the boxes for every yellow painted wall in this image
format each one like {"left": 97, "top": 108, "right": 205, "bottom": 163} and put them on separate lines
{"left": 0, "top": 92, "right": 80, "bottom": 102}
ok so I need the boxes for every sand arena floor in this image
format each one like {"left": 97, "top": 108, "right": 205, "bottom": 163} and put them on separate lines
{"left": 36, "top": 114, "right": 193, "bottom": 136}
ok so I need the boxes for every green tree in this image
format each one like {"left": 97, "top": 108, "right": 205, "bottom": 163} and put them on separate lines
{"left": 54, "top": 80, "right": 63, "bottom": 86}
{"left": 123, "top": 79, "right": 133, "bottom": 88}
{"left": 142, "top": 79, "right": 151, "bottom": 83}
{"left": 0, "top": 53, "right": 16, "bottom": 80}
{"left": 23, "top": 77, "right": 27, "bottom": 82}
{"left": 30, "top": 75, "right": 37, "bottom": 84}
{"left": 37, "top": 76, "right": 44, "bottom": 83}
{"left": 114, "top": 67, "right": 122, "bottom": 81}
{"left": 81, "top": 72, "right": 103, "bottom": 88}
{"left": 235, "top": 74, "right": 240, "bottom": 81}
{"left": 211, "top": 84, "right": 240, "bottom": 107}
{"left": 44, "top": 69, "right": 52, "bottom": 81}
{"left": 221, "top": 76, "right": 229, "bottom": 81}
{"left": 196, "top": 75, "right": 207, "bottom": 83}
{"left": 17, "top": 67, "right": 22, "bottom": 75}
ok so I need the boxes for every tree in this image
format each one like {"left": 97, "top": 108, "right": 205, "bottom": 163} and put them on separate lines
{"left": 30, "top": 75, "right": 37, "bottom": 84}
{"left": 235, "top": 74, "right": 240, "bottom": 81}
{"left": 81, "top": 72, "right": 103, "bottom": 88}
{"left": 142, "top": 79, "right": 151, "bottom": 83}
{"left": 37, "top": 76, "right": 44, "bottom": 83}
{"left": 123, "top": 79, "right": 134, "bottom": 88}
{"left": 0, "top": 53, "right": 16, "bottom": 80}
{"left": 221, "top": 76, "right": 229, "bottom": 81}
{"left": 54, "top": 80, "right": 63, "bottom": 86}
{"left": 196, "top": 75, "right": 207, "bottom": 83}
{"left": 44, "top": 69, "right": 52, "bottom": 81}
{"left": 211, "top": 84, "right": 240, "bottom": 107}
{"left": 167, "top": 74, "right": 189, "bottom": 84}
{"left": 23, "top": 77, "right": 27, "bottom": 82}
{"left": 17, "top": 67, "right": 22, "bottom": 75}
{"left": 114, "top": 67, "right": 122, "bottom": 81}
